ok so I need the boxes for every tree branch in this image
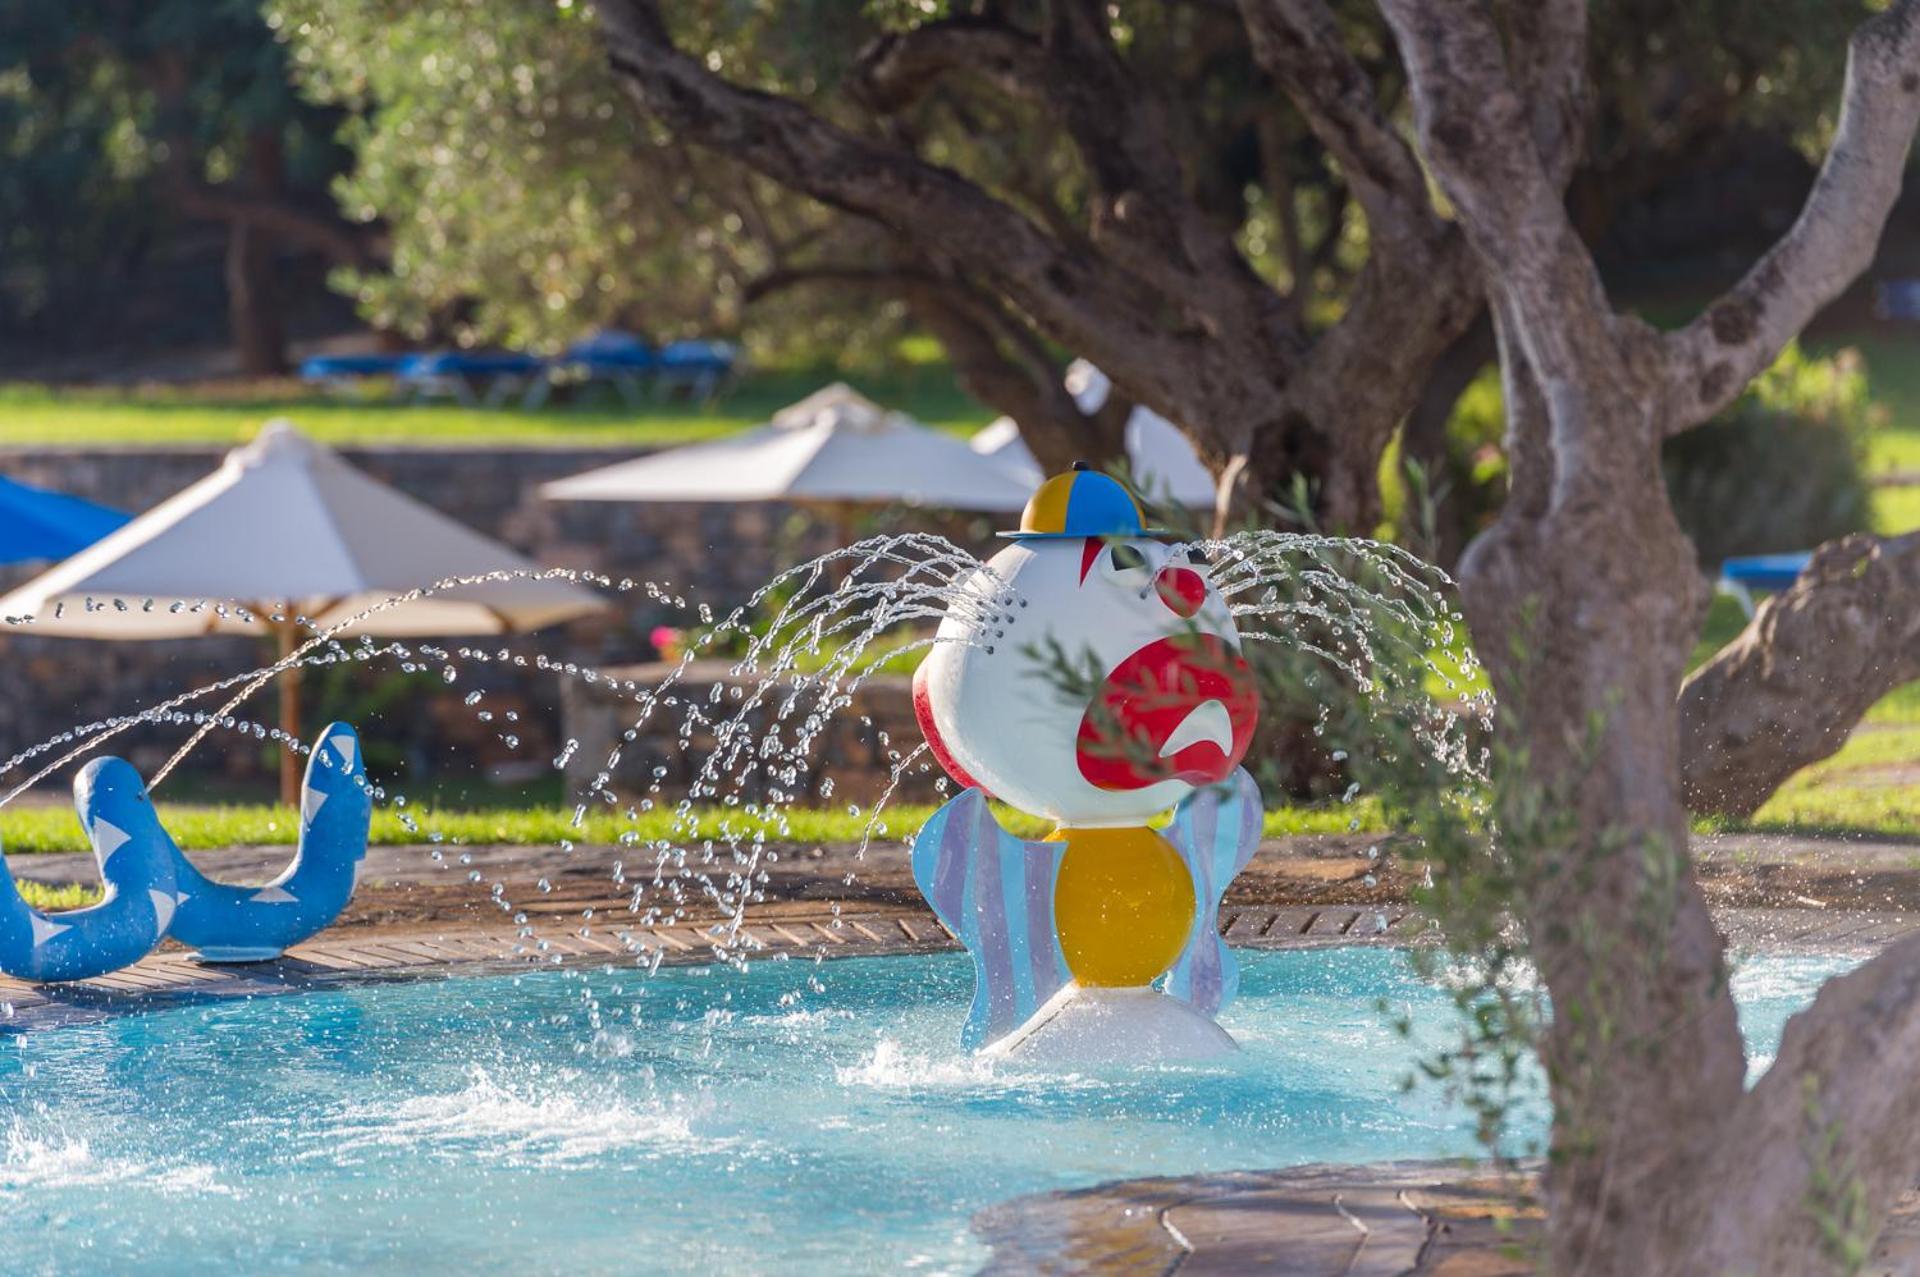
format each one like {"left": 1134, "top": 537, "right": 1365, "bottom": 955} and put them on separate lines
{"left": 1661, "top": 2, "right": 1920, "bottom": 431}
{"left": 1497, "top": 0, "right": 1588, "bottom": 187}
{"left": 1236, "top": 0, "right": 1432, "bottom": 240}
{"left": 1378, "top": 0, "right": 1613, "bottom": 389}
{"left": 593, "top": 0, "right": 1198, "bottom": 391}
{"left": 909, "top": 283, "right": 1128, "bottom": 475}
{"left": 167, "top": 180, "right": 384, "bottom": 268}
{"left": 1680, "top": 532, "right": 1920, "bottom": 818}
{"left": 850, "top": 17, "right": 1047, "bottom": 115}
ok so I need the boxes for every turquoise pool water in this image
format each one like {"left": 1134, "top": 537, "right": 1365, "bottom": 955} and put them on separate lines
{"left": 0, "top": 948, "right": 1853, "bottom": 1274}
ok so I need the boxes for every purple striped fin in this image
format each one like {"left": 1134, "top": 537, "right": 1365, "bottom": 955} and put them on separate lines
{"left": 910, "top": 789, "right": 1069, "bottom": 1051}
{"left": 1161, "top": 768, "right": 1263, "bottom": 1016}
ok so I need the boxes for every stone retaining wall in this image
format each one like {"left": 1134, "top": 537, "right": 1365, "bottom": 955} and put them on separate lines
{"left": 559, "top": 658, "right": 942, "bottom": 807}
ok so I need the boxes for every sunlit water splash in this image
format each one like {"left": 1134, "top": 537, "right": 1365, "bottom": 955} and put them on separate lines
{"left": 0, "top": 529, "right": 1485, "bottom": 1006}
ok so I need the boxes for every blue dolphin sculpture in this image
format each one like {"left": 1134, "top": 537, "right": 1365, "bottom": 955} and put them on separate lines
{"left": 0, "top": 757, "right": 179, "bottom": 983}
{"left": 166, "top": 722, "right": 372, "bottom": 962}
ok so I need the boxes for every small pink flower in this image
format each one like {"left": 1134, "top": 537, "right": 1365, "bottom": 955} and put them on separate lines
{"left": 650, "top": 625, "right": 684, "bottom": 661}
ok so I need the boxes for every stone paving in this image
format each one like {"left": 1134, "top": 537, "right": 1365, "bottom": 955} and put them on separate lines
{"left": 977, "top": 1161, "right": 1920, "bottom": 1275}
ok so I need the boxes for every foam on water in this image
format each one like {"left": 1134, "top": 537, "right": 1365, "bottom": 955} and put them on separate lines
{"left": 2, "top": 1113, "right": 228, "bottom": 1198}
{"left": 316, "top": 1064, "right": 720, "bottom": 1168}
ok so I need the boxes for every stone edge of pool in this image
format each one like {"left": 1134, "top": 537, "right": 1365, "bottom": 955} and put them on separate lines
{"left": 971, "top": 1156, "right": 1920, "bottom": 1273}
{"left": 0, "top": 903, "right": 1439, "bottom": 1033}
{"left": 2, "top": 902, "right": 1902, "bottom": 1035}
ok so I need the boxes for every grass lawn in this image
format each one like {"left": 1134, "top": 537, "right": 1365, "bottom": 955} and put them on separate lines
{"left": 0, "top": 365, "right": 994, "bottom": 449}
{"left": 0, "top": 795, "right": 1384, "bottom": 857}
{"left": 1807, "top": 329, "right": 1920, "bottom": 531}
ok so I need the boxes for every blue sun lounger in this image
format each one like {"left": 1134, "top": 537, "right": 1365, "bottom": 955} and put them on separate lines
{"left": 1717, "top": 551, "right": 1812, "bottom": 617}
{"left": 555, "top": 330, "right": 658, "bottom": 405}
{"left": 298, "top": 353, "right": 417, "bottom": 397}
{"left": 655, "top": 340, "right": 737, "bottom": 401}
{"left": 398, "top": 350, "right": 551, "bottom": 408}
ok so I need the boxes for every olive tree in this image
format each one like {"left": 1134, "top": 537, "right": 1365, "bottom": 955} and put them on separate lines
{"left": 591, "top": 0, "right": 1920, "bottom": 1268}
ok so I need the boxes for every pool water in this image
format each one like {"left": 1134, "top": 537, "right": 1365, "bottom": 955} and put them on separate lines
{"left": 0, "top": 948, "right": 1853, "bottom": 1274}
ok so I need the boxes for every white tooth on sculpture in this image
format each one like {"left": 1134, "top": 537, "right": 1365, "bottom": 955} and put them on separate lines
{"left": 29, "top": 915, "right": 71, "bottom": 948}
{"left": 91, "top": 818, "right": 132, "bottom": 865}
{"left": 329, "top": 734, "right": 357, "bottom": 771}
{"left": 1159, "top": 699, "right": 1234, "bottom": 758}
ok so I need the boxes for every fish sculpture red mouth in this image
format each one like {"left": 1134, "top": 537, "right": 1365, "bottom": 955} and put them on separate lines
{"left": 1075, "top": 633, "right": 1258, "bottom": 791}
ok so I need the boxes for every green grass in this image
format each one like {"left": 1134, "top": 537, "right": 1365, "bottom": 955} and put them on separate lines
{"left": 1803, "top": 330, "right": 1920, "bottom": 533}
{"left": 0, "top": 795, "right": 1385, "bottom": 856}
{"left": 0, "top": 366, "right": 993, "bottom": 449}
{"left": 15, "top": 880, "right": 102, "bottom": 910}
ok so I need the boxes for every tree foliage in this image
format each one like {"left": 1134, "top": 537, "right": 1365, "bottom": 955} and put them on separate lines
{"left": 0, "top": 1, "right": 360, "bottom": 368}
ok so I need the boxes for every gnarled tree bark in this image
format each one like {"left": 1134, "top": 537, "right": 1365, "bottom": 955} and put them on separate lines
{"left": 1681, "top": 532, "right": 1920, "bottom": 819}
{"left": 594, "top": 0, "right": 1488, "bottom": 530}
{"left": 1384, "top": 0, "right": 1920, "bottom": 1270}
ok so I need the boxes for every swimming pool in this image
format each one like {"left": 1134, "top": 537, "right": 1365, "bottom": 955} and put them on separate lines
{"left": 0, "top": 947, "right": 1853, "bottom": 1274}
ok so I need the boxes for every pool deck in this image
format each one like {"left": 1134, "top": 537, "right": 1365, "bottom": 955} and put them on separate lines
{"left": 2, "top": 899, "right": 1908, "bottom": 1031}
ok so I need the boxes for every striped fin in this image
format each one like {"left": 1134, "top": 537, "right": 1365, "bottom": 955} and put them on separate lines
{"left": 1160, "top": 767, "right": 1262, "bottom": 1016}
{"left": 910, "top": 789, "right": 1070, "bottom": 1051}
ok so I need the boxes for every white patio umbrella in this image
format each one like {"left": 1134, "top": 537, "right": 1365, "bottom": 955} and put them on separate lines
{"left": 970, "top": 360, "right": 1218, "bottom": 508}
{"left": 540, "top": 383, "right": 1033, "bottom": 535}
{"left": 0, "top": 420, "right": 606, "bottom": 802}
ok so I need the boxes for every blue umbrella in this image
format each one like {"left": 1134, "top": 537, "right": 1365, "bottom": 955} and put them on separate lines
{"left": 0, "top": 475, "right": 130, "bottom": 565}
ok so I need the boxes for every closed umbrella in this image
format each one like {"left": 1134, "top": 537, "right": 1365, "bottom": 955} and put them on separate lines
{"left": 540, "top": 383, "right": 1032, "bottom": 537}
{"left": 0, "top": 476, "right": 129, "bottom": 565}
{"left": 970, "top": 361, "right": 1218, "bottom": 508}
{"left": 0, "top": 420, "right": 606, "bottom": 802}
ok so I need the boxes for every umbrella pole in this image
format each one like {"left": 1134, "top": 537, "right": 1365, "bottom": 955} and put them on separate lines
{"left": 276, "top": 617, "right": 302, "bottom": 808}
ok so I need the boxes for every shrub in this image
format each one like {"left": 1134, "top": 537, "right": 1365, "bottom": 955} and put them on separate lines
{"left": 1663, "top": 342, "right": 1876, "bottom": 566}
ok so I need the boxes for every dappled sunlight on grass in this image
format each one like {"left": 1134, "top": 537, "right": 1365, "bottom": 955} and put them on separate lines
{"left": 1720, "top": 703, "right": 1920, "bottom": 839}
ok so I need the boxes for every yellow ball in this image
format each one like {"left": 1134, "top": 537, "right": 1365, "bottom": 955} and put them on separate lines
{"left": 1049, "top": 825, "right": 1195, "bottom": 987}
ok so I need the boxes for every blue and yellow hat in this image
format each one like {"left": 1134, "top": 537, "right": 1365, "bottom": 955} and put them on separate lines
{"left": 1003, "top": 462, "right": 1165, "bottom": 540}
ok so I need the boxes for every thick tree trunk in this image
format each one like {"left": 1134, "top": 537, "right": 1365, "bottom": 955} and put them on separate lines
{"left": 1681, "top": 531, "right": 1920, "bottom": 818}
{"left": 1456, "top": 364, "right": 1747, "bottom": 1275}
{"left": 225, "top": 220, "right": 288, "bottom": 377}
{"left": 1226, "top": 415, "right": 1391, "bottom": 534}
{"left": 225, "top": 131, "right": 292, "bottom": 377}
{"left": 1387, "top": 0, "right": 1920, "bottom": 1268}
